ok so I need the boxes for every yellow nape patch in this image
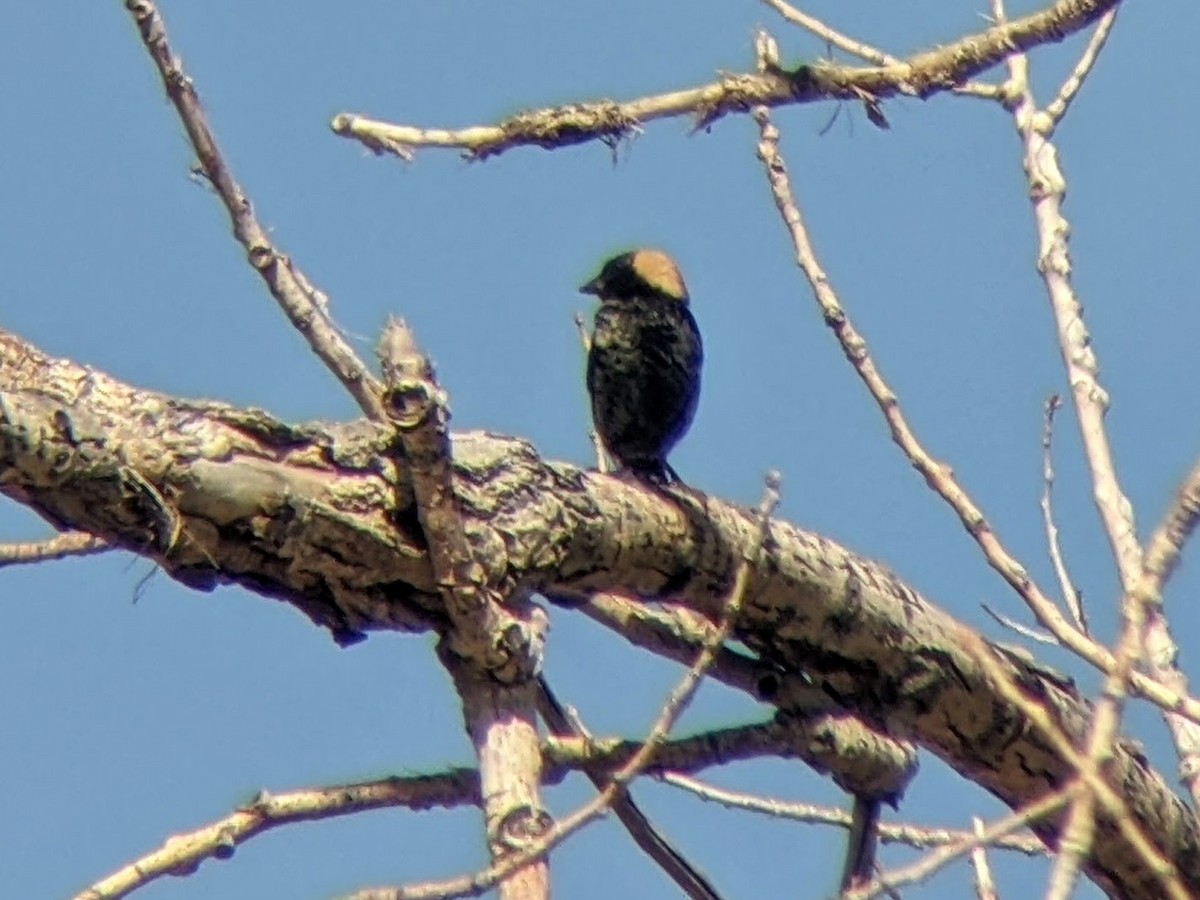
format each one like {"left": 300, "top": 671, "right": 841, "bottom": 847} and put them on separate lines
{"left": 631, "top": 249, "right": 688, "bottom": 300}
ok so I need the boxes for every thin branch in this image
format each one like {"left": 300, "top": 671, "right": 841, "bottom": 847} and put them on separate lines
{"left": 760, "top": 0, "right": 893, "bottom": 64}
{"left": 967, "top": 633, "right": 1189, "bottom": 900}
{"left": 1138, "top": 454, "right": 1200, "bottom": 609}
{"left": 846, "top": 786, "right": 1077, "bottom": 900}
{"left": 340, "top": 475, "right": 782, "bottom": 900}
{"left": 0, "top": 531, "right": 109, "bottom": 567}
{"left": 759, "top": 0, "right": 1002, "bottom": 99}
{"left": 543, "top": 719, "right": 826, "bottom": 777}
{"left": 970, "top": 818, "right": 999, "bottom": 900}
{"left": 1003, "top": 26, "right": 1142, "bottom": 595}
{"left": 331, "top": 0, "right": 1118, "bottom": 161}
{"left": 998, "top": 36, "right": 1162, "bottom": 894}
{"left": 1137, "top": 454, "right": 1200, "bottom": 806}
{"left": 756, "top": 104, "right": 1062, "bottom": 643}
{"left": 661, "top": 773, "right": 1046, "bottom": 855}
{"left": 751, "top": 102, "right": 1199, "bottom": 722}
{"left": 76, "top": 772, "right": 480, "bottom": 900}
{"left": 123, "top": 0, "right": 384, "bottom": 419}
{"left": 81, "top": 719, "right": 793, "bottom": 900}
{"left": 981, "top": 603, "right": 1059, "bottom": 645}
{"left": 1000, "top": 4, "right": 1200, "bottom": 819}
{"left": 1044, "top": 8, "right": 1119, "bottom": 127}
{"left": 1039, "top": 394, "right": 1086, "bottom": 631}
{"left": 536, "top": 679, "right": 723, "bottom": 900}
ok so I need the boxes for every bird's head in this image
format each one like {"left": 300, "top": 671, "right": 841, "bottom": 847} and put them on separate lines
{"left": 579, "top": 249, "right": 689, "bottom": 304}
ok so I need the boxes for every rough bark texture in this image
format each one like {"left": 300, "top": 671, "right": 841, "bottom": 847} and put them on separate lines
{"left": 2, "top": 327, "right": 1196, "bottom": 899}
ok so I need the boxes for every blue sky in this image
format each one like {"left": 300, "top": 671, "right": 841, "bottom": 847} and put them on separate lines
{"left": 2, "top": 2, "right": 1197, "bottom": 898}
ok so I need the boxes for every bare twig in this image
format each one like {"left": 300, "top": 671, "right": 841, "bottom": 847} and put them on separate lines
{"left": 1141, "top": 455, "right": 1200, "bottom": 595}
{"left": 76, "top": 773, "right": 480, "bottom": 900}
{"left": 1044, "top": 9, "right": 1118, "bottom": 127}
{"left": 756, "top": 105, "right": 1067, "bottom": 651}
{"left": 1138, "top": 456, "right": 1200, "bottom": 804}
{"left": 0, "top": 531, "right": 109, "bottom": 567}
{"left": 981, "top": 603, "right": 1059, "bottom": 645}
{"left": 545, "top": 719, "right": 839, "bottom": 776}
{"left": 970, "top": 818, "right": 999, "bottom": 900}
{"left": 760, "top": 0, "right": 893, "bottom": 64}
{"left": 331, "top": 0, "right": 1118, "bottom": 161}
{"left": 1003, "top": 37, "right": 1141, "bottom": 595}
{"left": 661, "top": 773, "right": 1046, "bottom": 855}
{"left": 123, "top": 0, "right": 384, "bottom": 419}
{"left": 1039, "top": 394, "right": 1086, "bottom": 631}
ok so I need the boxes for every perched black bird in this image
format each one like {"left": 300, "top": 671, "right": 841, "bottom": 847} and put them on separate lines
{"left": 580, "top": 249, "right": 703, "bottom": 484}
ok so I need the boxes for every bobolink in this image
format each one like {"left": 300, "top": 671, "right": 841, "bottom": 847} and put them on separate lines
{"left": 580, "top": 249, "right": 703, "bottom": 484}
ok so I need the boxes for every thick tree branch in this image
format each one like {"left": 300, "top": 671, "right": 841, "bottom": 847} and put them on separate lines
{"left": 1, "top": 326, "right": 1196, "bottom": 900}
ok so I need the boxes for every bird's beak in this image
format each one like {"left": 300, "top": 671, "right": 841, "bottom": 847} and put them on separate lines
{"left": 579, "top": 275, "right": 603, "bottom": 296}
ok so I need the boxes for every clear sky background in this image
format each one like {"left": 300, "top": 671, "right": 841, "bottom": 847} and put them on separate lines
{"left": 2, "top": 2, "right": 1197, "bottom": 898}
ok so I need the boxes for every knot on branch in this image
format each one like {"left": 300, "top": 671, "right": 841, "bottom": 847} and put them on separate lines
{"left": 383, "top": 380, "right": 438, "bottom": 430}
{"left": 378, "top": 316, "right": 449, "bottom": 431}
{"left": 489, "top": 803, "right": 555, "bottom": 854}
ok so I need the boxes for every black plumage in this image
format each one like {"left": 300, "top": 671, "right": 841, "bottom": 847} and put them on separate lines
{"left": 580, "top": 249, "right": 703, "bottom": 484}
